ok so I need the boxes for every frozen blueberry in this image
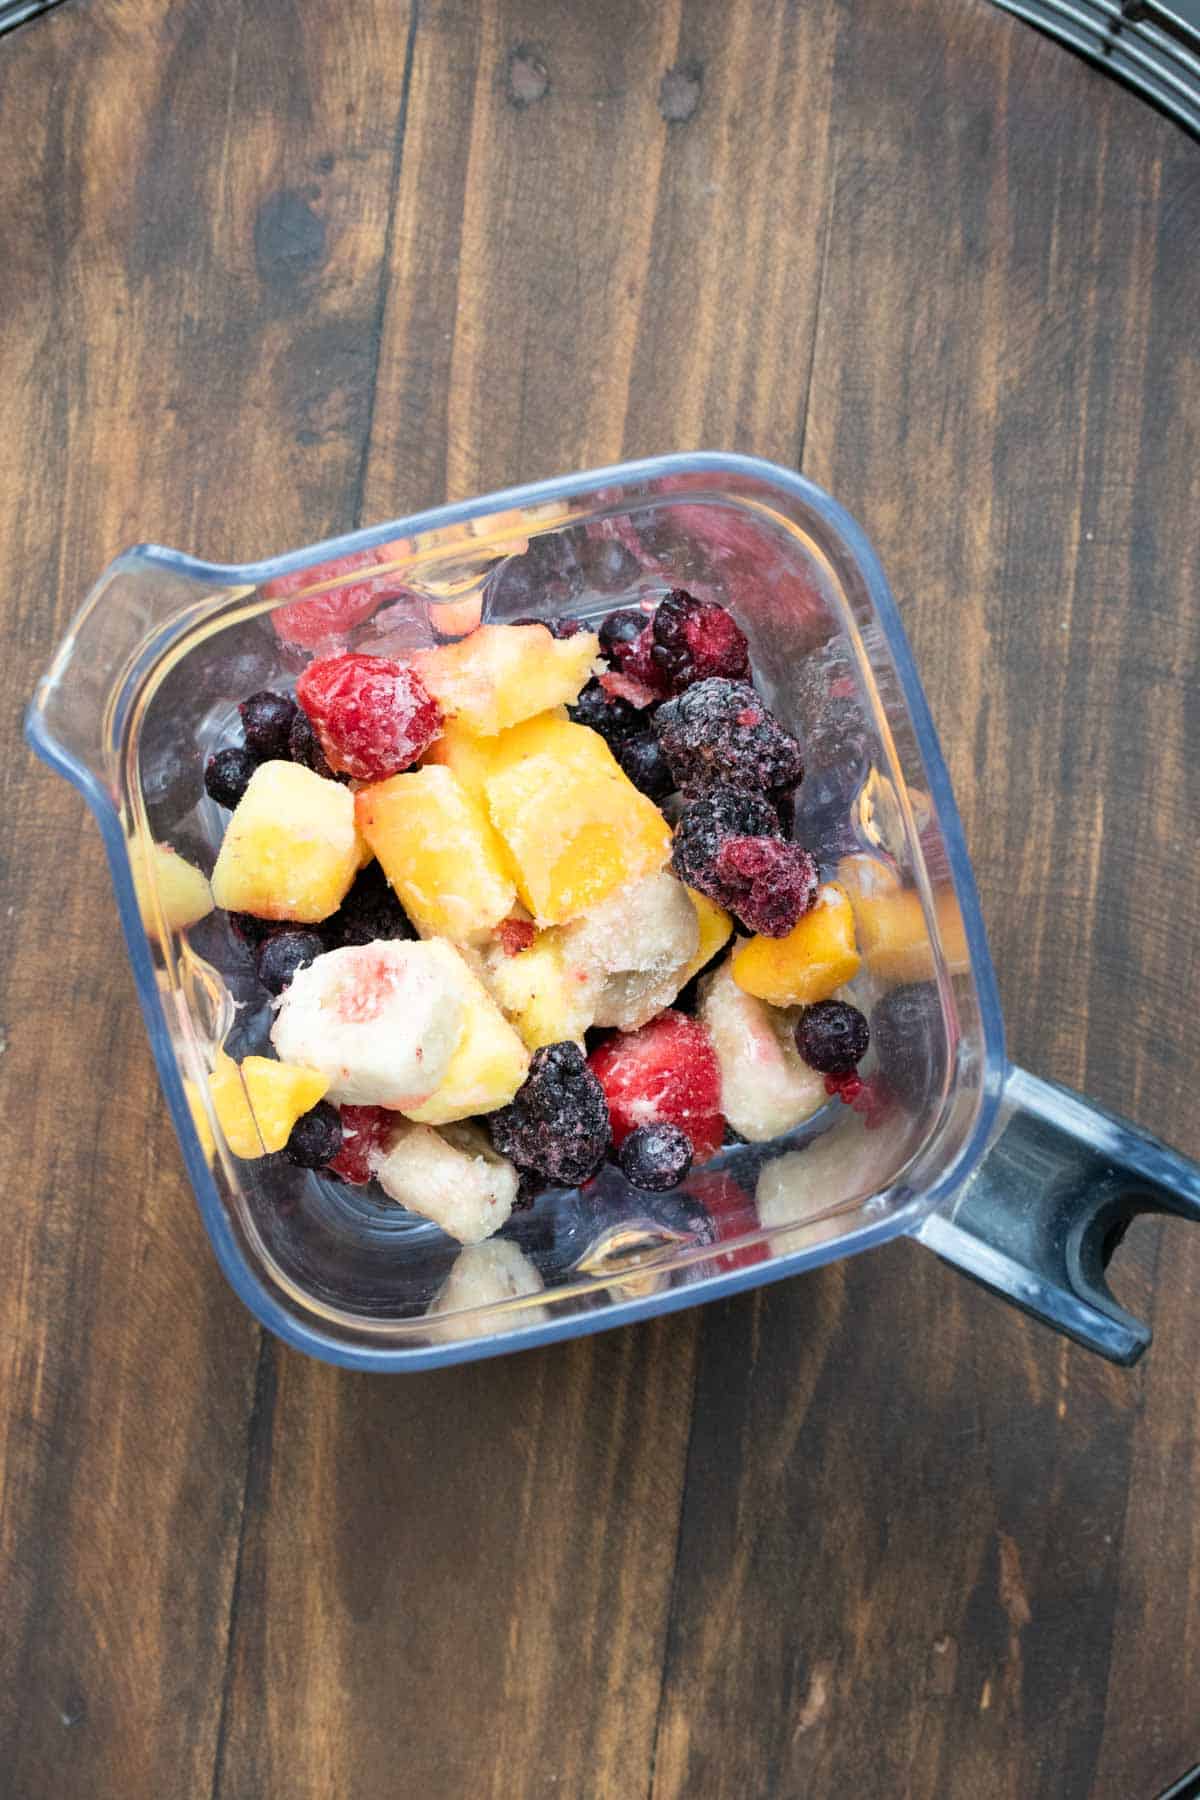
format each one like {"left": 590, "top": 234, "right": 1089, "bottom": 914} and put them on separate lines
{"left": 618, "top": 1122, "right": 693, "bottom": 1191}
{"left": 578, "top": 536, "right": 640, "bottom": 592}
{"left": 569, "top": 677, "right": 643, "bottom": 747}
{"left": 238, "top": 689, "right": 298, "bottom": 760}
{"left": 204, "top": 746, "right": 259, "bottom": 809}
{"left": 285, "top": 1101, "right": 343, "bottom": 1169}
{"left": 489, "top": 1042, "right": 610, "bottom": 1187}
{"left": 256, "top": 929, "right": 326, "bottom": 995}
{"left": 617, "top": 732, "right": 674, "bottom": 801}
{"left": 324, "top": 862, "right": 414, "bottom": 948}
{"left": 142, "top": 736, "right": 200, "bottom": 832}
{"left": 795, "top": 1000, "right": 870, "bottom": 1075}
{"left": 598, "top": 607, "right": 649, "bottom": 659}
{"left": 287, "top": 706, "right": 340, "bottom": 780}
{"left": 871, "top": 984, "right": 945, "bottom": 1113}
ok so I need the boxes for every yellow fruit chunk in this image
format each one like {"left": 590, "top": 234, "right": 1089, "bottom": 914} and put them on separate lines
{"left": 835, "top": 852, "right": 902, "bottom": 903}
{"left": 484, "top": 718, "right": 672, "bottom": 925}
{"left": 422, "top": 710, "right": 566, "bottom": 806}
{"left": 208, "top": 1050, "right": 329, "bottom": 1158}
{"left": 491, "top": 932, "right": 600, "bottom": 1050}
{"left": 732, "top": 882, "right": 861, "bottom": 1007}
{"left": 355, "top": 764, "right": 516, "bottom": 943}
{"left": 412, "top": 623, "right": 599, "bottom": 736}
{"left": 403, "top": 941, "right": 530, "bottom": 1124}
{"left": 853, "top": 884, "right": 970, "bottom": 984}
{"left": 677, "top": 888, "right": 734, "bottom": 988}
{"left": 135, "top": 841, "right": 213, "bottom": 932}
{"left": 182, "top": 1076, "right": 216, "bottom": 1163}
{"left": 211, "top": 761, "right": 361, "bottom": 924}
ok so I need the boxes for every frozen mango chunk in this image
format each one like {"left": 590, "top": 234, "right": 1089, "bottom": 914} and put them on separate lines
{"left": 211, "top": 761, "right": 360, "bottom": 923}
{"left": 411, "top": 623, "right": 598, "bottom": 736}
{"left": 135, "top": 841, "right": 213, "bottom": 932}
{"left": 355, "top": 764, "right": 516, "bottom": 944}
{"left": 677, "top": 887, "right": 734, "bottom": 988}
{"left": 402, "top": 940, "right": 530, "bottom": 1124}
{"left": 852, "top": 884, "right": 970, "bottom": 984}
{"left": 483, "top": 718, "right": 672, "bottom": 925}
{"left": 208, "top": 1050, "right": 329, "bottom": 1157}
{"left": 732, "top": 882, "right": 861, "bottom": 1007}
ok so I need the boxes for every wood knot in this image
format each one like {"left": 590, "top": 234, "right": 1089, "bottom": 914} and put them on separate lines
{"left": 507, "top": 44, "right": 549, "bottom": 108}
{"left": 659, "top": 60, "right": 703, "bottom": 124}
{"left": 254, "top": 188, "right": 327, "bottom": 291}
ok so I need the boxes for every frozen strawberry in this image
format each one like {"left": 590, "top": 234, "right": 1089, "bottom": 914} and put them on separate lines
{"left": 265, "top": 551, "right": 389, "bottom": 650}
{"left": 296, "top": 653, "right": 442, "bottom": 781}
{"left": 328, "top": 1104, "right": 394, "bottom": 1184}
{"left": 588, "top": 1010, "right": 723, "bottom": 1161}
{"left": 689, "top": 1171, "right": 769, "bottom": 1272}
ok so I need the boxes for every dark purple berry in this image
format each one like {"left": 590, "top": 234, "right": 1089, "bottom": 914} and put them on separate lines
{"left": 288, "top": 706, "right": 341, "bottom": 780}
{"left": 205, "top": 746, "right": 259, "bottom": 809}
{"left": 578, "top": 536, "right": 640, "bottom": 592}
{"left": 795, "top": 1000, "right": 870, "bottom": 1075}
{"left": 489, "top": 1042, "right": 610, "bottom": 1187}
{"left": 228, "top": 910, "right": 275, "bottom": 945}
{"left": 654, "top": 678, "right": 804, "bottom": 796}
{"left": 671, "top": 787, "right": 781, "bottom": 900}
{"left": 256, "top": 930, "right": 326, "bottom": 995}
{"left": 569, "top": 677, "right": 643, "bottom": 746}
{"left": 324, "top": 862, "right": 414, "bottom": 948}
{"left": 239, "top": 689, "right": 298, "bottom": 760}
{"left": 195, "top": 630, "right": 278, "bottom": 705}
{"left": 871, "top": 984, "right": 945, "bottom": 1113}
{"left": 713, "top": 836, "right": 819, "bottom": 937}
{"left": 616, "top": 732, "right": 674, "bottom": 800}
{"left": 142, "top": 736, "right": 200, "bottom": 832}
{"left": 285, "top": 1100, "right": 343, "bottom": 1169}
{"left": 618, "top": 1122, "right": 693, "bottom": 1191}
{"left": 650, "top": 590, "right": 750, "bottom": 690}
{"left": 598, "top": 607, "right": 649, "bottom": 658}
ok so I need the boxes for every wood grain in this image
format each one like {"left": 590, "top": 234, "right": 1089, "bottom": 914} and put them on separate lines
{"left": 1, "top": 1, "right": 1198, "bottom": 1797}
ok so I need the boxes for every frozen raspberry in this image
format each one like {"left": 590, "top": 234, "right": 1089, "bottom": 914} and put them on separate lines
{"left": 497, "top": 917, "right": 537, "bottom": 956}
{"left": 670, "top": 787, "right": 781, "bottom": 902}
{"left": 256, "top": 929, "right": 326, "bottom": 995}
{"left": 328, "top": 1104, "right": 394, "bottom": 1184}
{"left": 654, "top": 678, "right": 804, "bottom": 796}
{"left": 238, "top": 689, "right": 298, "bottom": 760}
{"left": 588, "top": 1011, "right": 724, "bottom": 1160}
{"left": 287, "top": 706, "right": 341, "bottom": 780}
{"left": 323, "top": 862, "right": 414, "bottom": 949}
{"left": 651, "top": 589, "right": 750, "bottom": 690}
{"left": 795, "top": 999, "right": 869, "bottom": 1074}
{"left": 713, "top": 836, "right": 819, "bottom": 937}
{"left": 204, "top": 747, "right": 259, "bottom": 809}
{"left": 285, "top": 1101, "right": 343, "bottom": 1169}
{"left": 616, "top": 732, "right": 674, "bottom": 801}
{"left": 265, "top": 550, "right": 388, "bottom": 649}
{"left": 296, "top": 653, "right": 442, "bottom": 782}
{"left": 618, "top": 1122, "right": 693, "bottom": 1191}
{"left": 488, "top": 1042, "right": 611, "bottom": 1187}
{"left": 569, "top": 676, "right": 643, "bottom": 746}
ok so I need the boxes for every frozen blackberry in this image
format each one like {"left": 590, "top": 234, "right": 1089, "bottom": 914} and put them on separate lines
{"left": 598, "top": 607, "right": 648, "bottom": 658}
{"left": 287, "top": 705, "right": 340, "bottom": 780}
{"left": 204, "top": 746, "right": 259, "bottom": 809}
{"left": 617, "top": 732, "right": 674, "bottom": 801}
{"left": 618, "top": 1122, "right": 693, "bottom": 1192}
{"left": 713, "top": 836, "right": 819, "bottom": 937}
{"left": 671, "top": 787, "right": 781, "bottom": 901}
{"left": 285, "top": 1101, "right": 343, "bottom": 1169}
{"left": 238, "top": 688, "right": 298, "bottom": 760}
{"left": 256, "top": 929, "right": 326, "bottom": 995}
{"left": 324, "top": 862, "right": 414, "bottom": 948}
{"left": 871, "top": 984, "right": 945, "bottom": 1113}
{"left": 654, "top": 678, "right": 804, "bottom": 796}
{"left": 795, "top": 1000, "right": 870, "bottom": 1075}
{"left": 488, "top": 1042, "right": 611, "bottom": 1187}
{"left": 651, "top": 589, "right": 750, "bottom": 690}
{"left": 569, "top": 677, "right": 643, "bottom": 747}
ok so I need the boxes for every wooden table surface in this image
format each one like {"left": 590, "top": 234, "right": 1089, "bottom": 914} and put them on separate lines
{"left": 3, "top": 2, "right": 1199, "bottom": 1795}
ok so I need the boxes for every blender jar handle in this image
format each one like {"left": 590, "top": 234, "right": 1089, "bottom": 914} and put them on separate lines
{"left": 917, "top": 1065, "right": 1200, "bottom": 1365}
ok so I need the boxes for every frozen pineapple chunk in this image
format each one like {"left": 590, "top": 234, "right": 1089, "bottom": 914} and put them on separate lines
{"left": 491, "top": 932, "right": 601, "bottom": 1050}
{"left": 427, "top": 1239, "right": 546, "bottom": 1339}
{"left": 211, "top": 760, "right": 360, "bottom": 924}
{"left": 677, "top": 888, "right": 734, "bottom": 988}
{"left": 355, "top": 764, "right": 516, "bottom": 944}
{"left": 403, "top": 939, "right": 530, "bottom": 1124}
{"left": 208, "top": 1050, "right": 329, "bottom": 1158}
{"left": 699, "top": 958, "right": 826, "bottom": 1142}
{"left": 135, "top": 841, "right": 213, "bottom": 932}
{"left": 484, "top": 718, "right": 672, "bottom": 925}
{"left": 374, "top": 1118, "right": 518, "bottom": 1243}
{"left": 732, "top": 882, "right": 861, "bottom": 1008}
{"left": 411, "top": 623, "right": 598, "bottom": 735}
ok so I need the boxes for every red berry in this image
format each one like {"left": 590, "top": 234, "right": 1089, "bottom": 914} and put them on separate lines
{"left": 712, "top": 835, "right": 819, "bottom": 937}
{"left": 328, "top": 1104, "right": 394, "bottom": 1184}
{"left": 497, "top": 917, "right": 537, "bottom": 956}
{"left": 651, "top": 590, "right": 750, "bottom": 690}
{"left": 689, "top": 1171, "right": 768, "bottom": 1272}
{"left": 295, "top": 653, "right": 442, "bottom": 781}
{"left": 265, "top": 552, "right": 390, "bottom": 650}
{"left": 824, "top": 1071, "right": 863, "bottom": 1104}
{"left": 588, "top": 1011, "right": 724, "bottom": 1161}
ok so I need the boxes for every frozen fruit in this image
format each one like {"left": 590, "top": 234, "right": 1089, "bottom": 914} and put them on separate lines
{"left": 208, "top": 1050, "right": 330, "bottom": 1157}
{"left": 616, "top": 732, "right": 673, "bottom": 801}
{"left": 569, "top": 677, "right": 643, "bottom": 747}
{"left": 238, "top": 689, "right": 298, "bottom": 760}
{"left": 588, "top": 1010, "right": 723, "bottom": 1160}
{"left": 496, "top": 917, "right": 537, "bottom": 957}
{"left": 671, "top": 786, "right": 781, "bottom": 900}
{"left": 511, "top": 615, "right": 586, "bottom": 639}
{"left": 323, "top": 860, "right": 414, "bottom": 949}
{"left": 651, "top": 590, "right": 750, "bottom": 689}
{"left": 211, "top": 761, "right": 362, "bottom": 923}
{"left": 265, "top": 549, "right": 390, "bottom": 649}
{"left": 689, "top": 1170, "right": 768, "bottom": 1272}
{"left": 142, "top": 736, "right": 200, "bottom": 833}
{"left": 654, "top": 678, "right": 804, "bottom": 796}
{"left": 850, "top": 884, "right": 970, "bottom": 985}
{"left": 578, "top": 536, "right": 641, "bottom": 592}
{"left": 411, "top": 622, "right": 599, "bottom": 736}
{"left": 489, "top": 1041, "right": 611, "bottom": 1186}
{"left": 401, "top": 940, "right": 530, "bottom": 1125}
{"left": 795, "top": 999, "right": 870, "bottom": 1075}
{"left": 483, "top": 715, "right": 672, "bottom": 925}
{"left": 287, "top": 706, "right": 339, "bottom": 779}
{"left": 427, "top": 1239, "right": 546, "bottom": 1339}
{"left": 598, "top": 607, "right": 649, "bottom": 658}
{"left": 285, "top": 1100, "right": 343, "bottom": 1168}
{"left": 295, "top": 653, "right": 442, "bottom": 782}
{"left": 205, "top": 747, "right": 259, "bottom": 810}
{"left": 329, "top": 1103, "right": 394, "bottom": 1184}
{"left": 563, "top": 871, "right": 699, "bottom": 1032}
{"left": 134, "top": 842, "right": 213, "bottom": 934}
{"left": 598, "top": 668, "right": 662, "bottom": 711}
{"left": 373, "top": 1119, "right": 520, "bottom": 1242}
{"left": 255, "top": 929, "right": 326, "bottom": 995}
{"left": 712, "top": 836, "right": 819, "bottom": 938}
{"left": 489, "top": 934, "right": 601, "bottom": 1051}
{"left": 675, "top": 888, "right": 735, "bottom": 990}
{"left": 870, "top": 982, "right": 945, "bottom": 1113}
{"left": 270, "top": 939, "right": 465, "bottom": 1108}
{"left": 699, "top": 957, "right": 826, "bottom": 1142}
{"left": 731, "top": 881, "right": 861, "bottom": 1007}
{"left": 619, "top": 1122, "right": 693, "bottom": 1191}
{"left": 355, "top": 763, "right": 516, "bottom": 943}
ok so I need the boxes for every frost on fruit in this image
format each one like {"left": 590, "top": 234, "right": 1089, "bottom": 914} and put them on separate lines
{"left": 210, "top": 760, "right": 361, "bottom": 924}
{"left": 355, "top": 763, "right": 516, "bottom": 944}
{"left": 400, "top": 940, "right": 530, "bottom": 1125}
{"left": 426, "top": 1239, "right": 546, "bottom": 1340}
{"left": 698, "top": 957, "right": 826, "bottom": 1143}
{"left": 411, "top": 623, "right": 600, "bottom": 735}
{"left": 561, "top": 871, "right": 700, "bottom": 1032}
{"left": 135, "top": 841, "right": 213, "bottom": 933}
{"left": 208, "top": 1050, "right": 330, "bottom": 1158}
{"left": 373, "top": 1118, "right": 519, "bottom": 1243}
